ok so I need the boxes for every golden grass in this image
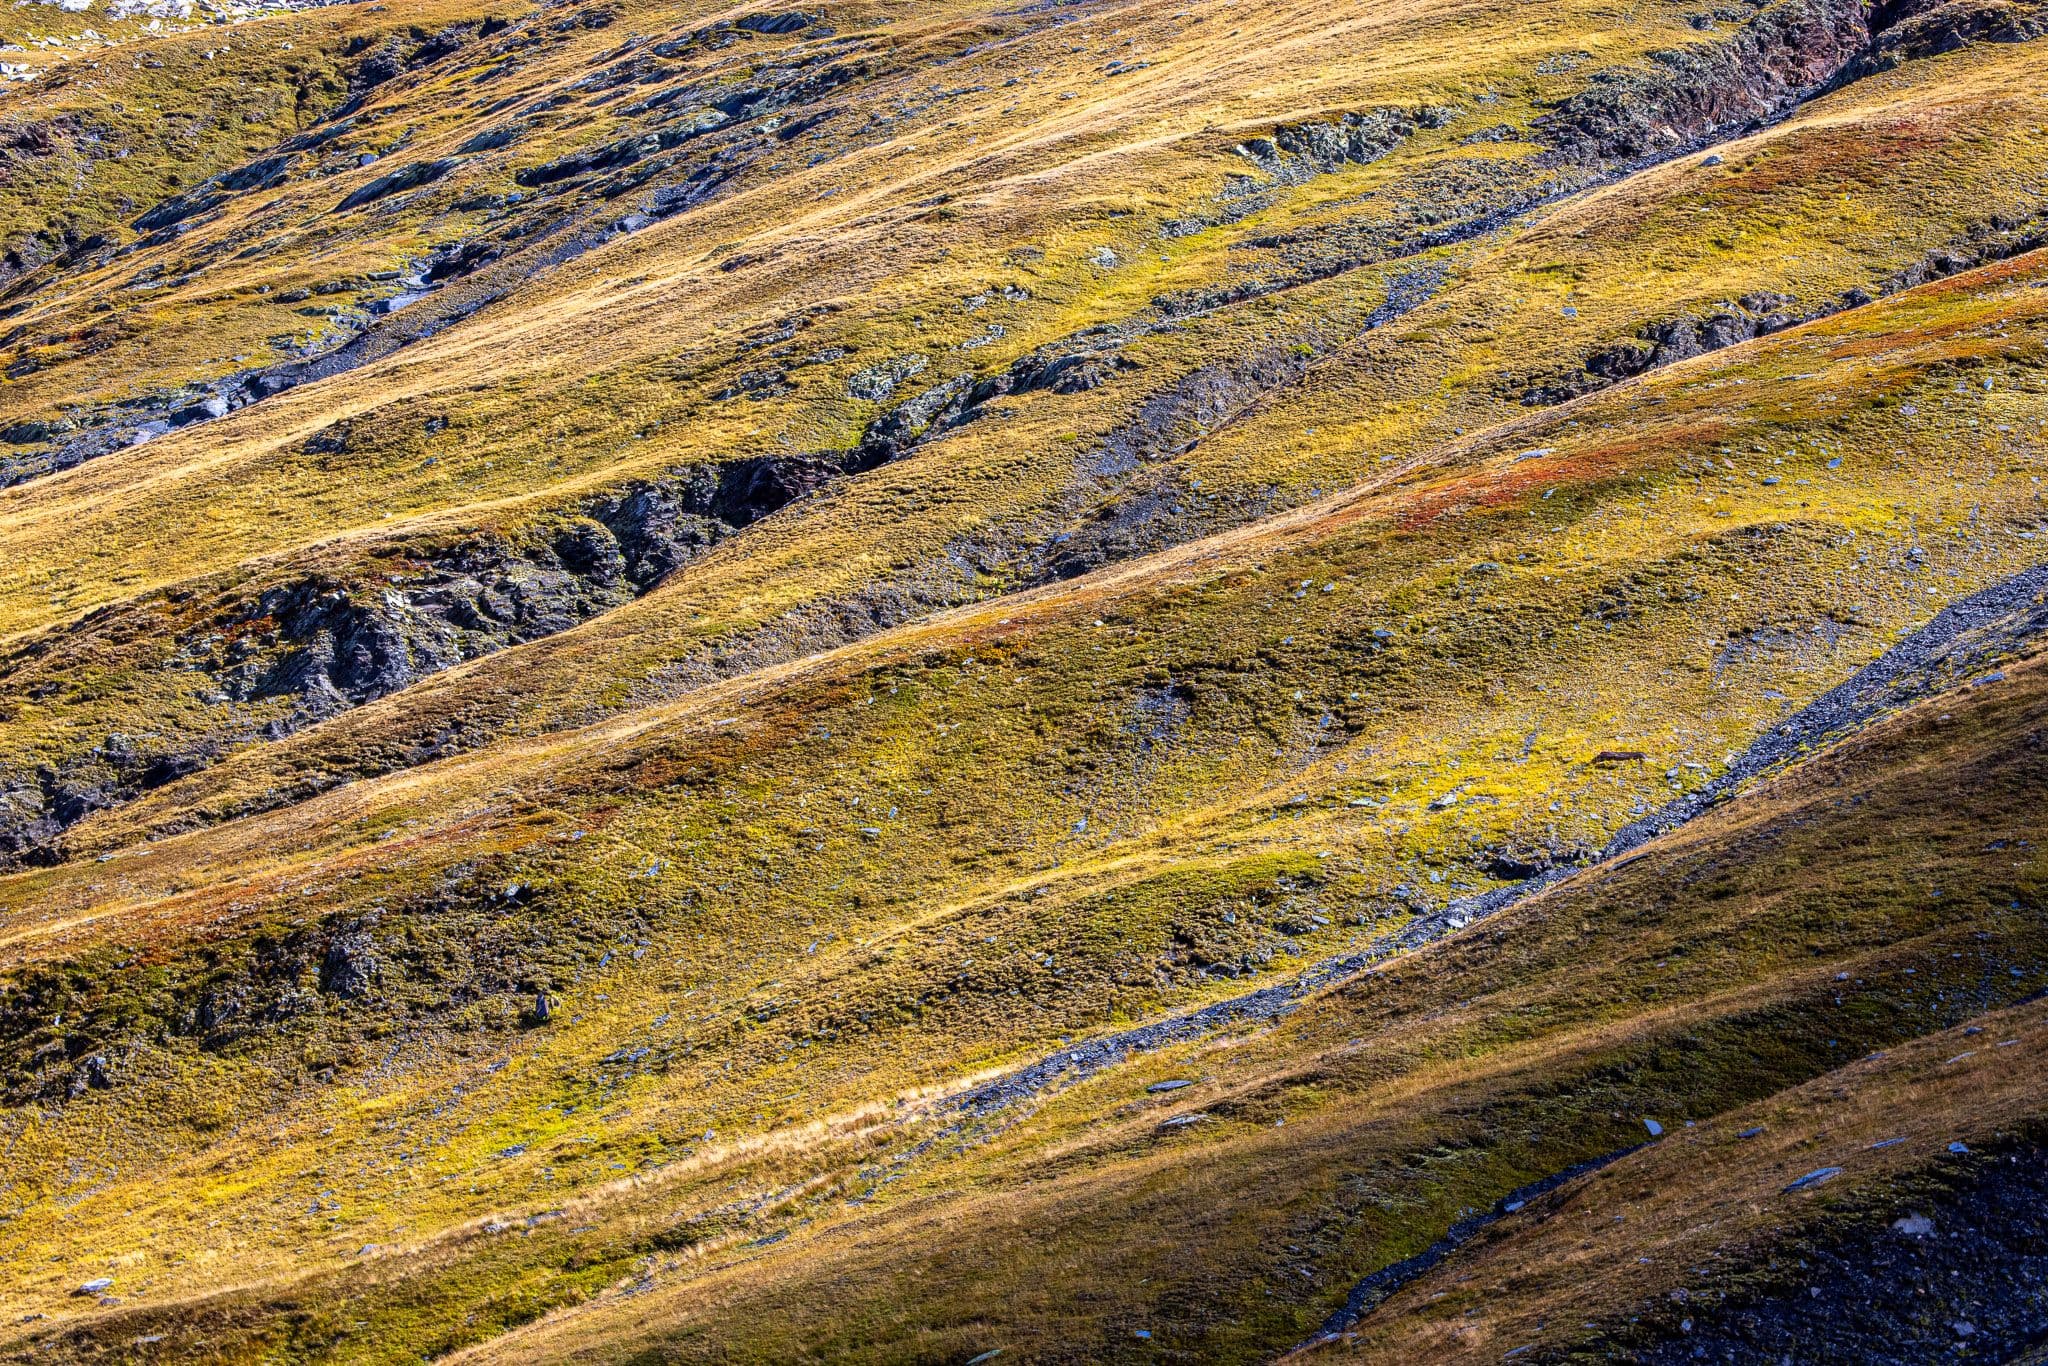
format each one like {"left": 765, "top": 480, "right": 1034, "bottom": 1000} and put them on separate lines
{"left": 0, "top": 0, "right": 2045, "bottom": 1358}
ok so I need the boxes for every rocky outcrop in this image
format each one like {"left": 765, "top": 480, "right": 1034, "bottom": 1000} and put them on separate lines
{"left": 0, "top": 36, "right": 871, "bottom": 488}
{"left": 0, "top": 114, "right": 126, "bottom": 292}
{"left": 514, "top": 57, "right": 862, "bottom": 189}
{"left": 1538, "top": 0, "right": 2048, "bottom": 165}
{"left": 318, "top": 932, "right": 380, "bottom": 1000}
{"left": 1535, "top": 0, "right": 1874, "bottom": 163}
{"left": 7, "top": 0, "right": 2035, "bottom": 871}
{"left": 1862, "top": 0, "right": 2048, "bottom": 66}
{"left": 0, "top": 855, "right": 644, "bottom": 1104}
{"left": 1516, "top": 212, "right": 2048, "bottom": 406}
{"left": 1580, "top": 1132, "right": 2048, "bottom": 1365}
{"left": 0, "top": 448, "right": 856, "bottom": 866}
{"left": 1228, "top": 106, "right": 1453, "bottom": 186}
{"left": 334, "top": 157, "right": 462, "bottom": 212}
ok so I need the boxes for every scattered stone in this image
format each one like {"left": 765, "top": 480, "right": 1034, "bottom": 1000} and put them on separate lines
{"left": 319, "top": 934, "right": 379, "bottom": 999}
{"left": 847, "top": 354, "right": 927, "bottom": 403}
{"left": 66, "top": 1055, "right": 112, "bottom": 1098}
{"left": 715, "top": 368, "right": 794, "bottom": 401}
{"left": 1231, "top": 107, "right": 1424, "bottom": 183}
{"left": 1784, "top": 1166, "right": 1843, "bottom": 1192}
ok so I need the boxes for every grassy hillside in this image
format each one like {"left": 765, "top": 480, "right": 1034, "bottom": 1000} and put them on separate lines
{"left": 9, "top": 0, "right": 2047, "bottom": 872}
{"left": 0, "top": 0, "right": 2044, "bottom": 1359}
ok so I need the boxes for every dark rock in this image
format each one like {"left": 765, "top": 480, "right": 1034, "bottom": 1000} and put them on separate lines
{"left": 517, "top": 133, "right": 665, "bottom": 187}
{"left": 280, "top": 117, "right": 359, "bottom": 154}
{"left": 1535, "top": 0, "right": 1875, "bottom": 164}
{"left": 1868, "top": 0, "right": 2048, "bottom": 63}
{"left": 65, "top": 1054, "right": 111, "bottom": 1099}
{"left": 347, "top": 38, "right": 406, "bottom": 92}
{"left": 132, "top": 190, "right": 228, "bottom": 234}
{"left": 714, "top": 368, "right": 795, "bottom": 401}
{"left": 304, "top": 420, "right": 353, "bottom": 456}
{"left": 847, "top": 354, "right": 928, "bottom": 403}
{"left": 856, "top": 375, "right": 974, "bottom": 459}
{"left": 1484, "top": 849, "right": 1552, "bottom": 881}
{"left": 456, "top": 123, "right": 525, "bottom": 155}
{"left": 335, "top": 159, "right": 462, "bottom": 213}
{"left": 319, "top": 934, "right": 379, "bottom": 999}
{"left": 1590, "top": 1135, "right": 2048, "bottom": 1364}
{"left": 214, "top": 152, "right": 301, "bottom": 193}
{"left": 734, "top": 11, "right": 813, "bottom": 33}
{"left": 424, "top": 238, "right": 503, "bottom": 283}
{"left": 1233, "top": 107, "right": 1420, "bottom": 183}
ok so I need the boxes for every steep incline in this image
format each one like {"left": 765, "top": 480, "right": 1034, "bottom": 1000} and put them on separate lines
{"left": 0, "top": 0, "right": 2044, "bottom": 1361}
{"left": 23, "top": 501, "right": 2039, "bottom": 1364}
{"left": 5, "top": 0, "right": 2048, "bottom": 868}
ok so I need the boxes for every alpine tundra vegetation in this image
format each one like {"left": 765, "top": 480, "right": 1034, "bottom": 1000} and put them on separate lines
{"left": 0, "top": 0, "right": 2046, "bottom": 1359}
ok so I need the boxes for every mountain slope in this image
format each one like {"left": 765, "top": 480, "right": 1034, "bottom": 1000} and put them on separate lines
{"left": 9, "top": 0, "right": 2048, "bottom": 868}
{"left": 0, "top": 0, "right": 2045, "bottom": 1360}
